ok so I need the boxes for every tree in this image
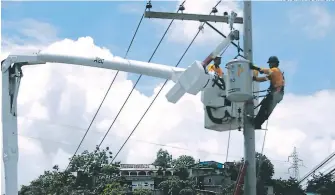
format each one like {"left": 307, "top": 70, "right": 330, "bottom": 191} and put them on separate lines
{"left": 19, "top": 146, "right": 122, "bottom": 195}
{"left": 153, "top": 149, "right": 172, "bottom": 169}
{"left": 272, "top": 177, "right": 305, "bottom": 195}
{"left": 158, "top": 176, "right": 196, "bottom": 195}
{"left": 306, "top": 172, "right": 335, "bottom": 195}
{"left": 102, "top": 181, "right": 128, "bottom": 195}
{"left": 133, "top": 188, "right": 153, "bottom": 195}
{"left": 223, "top": 153, "right": 274, "bottom": 195}
{"left": 256, "top": 152, "right": 275, "bottom": 183}
{"left": 172, "top": 155, "right": 195, "bottom": 180}
{"left": 19, "top": 165, "right": 77, "bottom": 195}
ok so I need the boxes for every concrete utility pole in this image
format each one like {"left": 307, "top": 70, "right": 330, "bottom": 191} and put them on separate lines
{"left": 144, "top": 3, "right": 257, "bottom": 195}
{"left": 288, "top": 147, "right": 304, "bottom": 180}
{"left": 242, "top": 2, "right": 256, "bottom": 195}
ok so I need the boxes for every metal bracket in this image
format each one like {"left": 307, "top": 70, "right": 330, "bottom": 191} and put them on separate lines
{"left": 8, "top": 64, "right": 23, "bottom": 116}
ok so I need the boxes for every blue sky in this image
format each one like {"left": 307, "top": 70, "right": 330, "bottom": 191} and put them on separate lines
{"left": 2, "top": 1, "right": 335, "bottom": 189}
{"left": 2, "top": 1, "right": 335, "bottom": 95}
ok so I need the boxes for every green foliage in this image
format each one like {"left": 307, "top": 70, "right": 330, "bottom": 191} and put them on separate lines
{"left": 256, "top": 152, "right": 275, "bottom": 184}
{"left": 22, "top": 147, "right": 335, "bottom": 195}
{"left": 153, "top": 149, "right": 173, "bottom": 168}
{"left": 306, "top": 172, "right": 335, "bottom": 195}
{"left": 133, "top": 188, "right": 153, "bottom": 195}
{"left": 158, "top": 176, "right": 196, "bottom": 195}
{"left": 272, "top": 177, "right": 305, "bottom": 195}
{"left": 172, "top": 155, "right": 195, "bottom": 180}
{"left": 102, "top": 181, "right": 128, "bottom": 195}
{"left": 19, "top": 146, "right": 122, "bottom": 195}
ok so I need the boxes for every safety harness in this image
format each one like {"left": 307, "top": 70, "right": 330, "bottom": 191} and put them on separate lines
{"left": 254, "top": 71, "right": 285, "bottom": 110}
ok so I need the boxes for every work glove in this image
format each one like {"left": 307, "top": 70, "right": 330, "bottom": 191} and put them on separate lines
{"left": 249, "top": 62, "right": 261, "bottom": 71}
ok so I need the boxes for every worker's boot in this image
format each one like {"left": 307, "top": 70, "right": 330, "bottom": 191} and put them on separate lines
{"left": 253, "top": 115, "right": 263, "bottom": 129}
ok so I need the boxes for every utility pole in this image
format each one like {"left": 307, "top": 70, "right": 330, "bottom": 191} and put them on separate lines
{"left": 288, "top": 147, "right": 304, "bottom": 180}
{"left": 242, "top": 2, "right": 256, "bottom": 195}
{"left": 144, "top": 2, "right": 257, "bottom": 195}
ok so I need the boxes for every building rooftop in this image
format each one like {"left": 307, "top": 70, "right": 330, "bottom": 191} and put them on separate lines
{"left": 192, "top": 161, "right": 225, "bottom": 169}
{"left": 119, "top": 164, "right": 174, "bottom": 171}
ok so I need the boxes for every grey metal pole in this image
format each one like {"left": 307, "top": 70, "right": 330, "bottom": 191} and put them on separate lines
{"left": 243, "top": 1, "right": 257, "bottom": 195}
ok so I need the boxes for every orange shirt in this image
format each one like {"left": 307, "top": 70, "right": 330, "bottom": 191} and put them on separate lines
{"left": 207, "top": 64, "right": 223, "bottom": 77}
{"left": 260, "top": 67, "right": 284, "bottom": 88}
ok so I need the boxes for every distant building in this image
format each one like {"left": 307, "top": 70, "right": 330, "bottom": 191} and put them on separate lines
{"left": 119, "top": 164, "right": 174, "bottom": 191}
{"left": 189, "top": 161, "right": 232, "bottom": 193}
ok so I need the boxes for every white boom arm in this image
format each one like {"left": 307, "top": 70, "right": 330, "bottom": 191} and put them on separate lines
{"left": 1, "top": 16, "right": 237, "bottom": 194}
{"left": 166, "top": 30, "right": 237, "bottom": 103}
{"left": 1, "top": 53, "right": 187, "bottom": 195}
{"left": 2, "top": 53, "right": 186, "bottom": 82}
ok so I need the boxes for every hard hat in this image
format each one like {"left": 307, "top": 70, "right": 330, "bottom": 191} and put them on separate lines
{"left": 214, "top": 55, "right": 222, "bottom": 59}
{"left": 267, "top": 56, "right": 279, "bottom": 63}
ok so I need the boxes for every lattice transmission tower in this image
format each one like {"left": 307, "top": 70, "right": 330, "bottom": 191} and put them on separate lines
{"left": 288, "top": 147, "right": 304, "bottom": 180}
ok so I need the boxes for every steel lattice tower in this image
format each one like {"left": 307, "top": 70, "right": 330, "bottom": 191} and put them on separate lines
{"left": 288, "top": 147, "right": 304, "bottom": 180}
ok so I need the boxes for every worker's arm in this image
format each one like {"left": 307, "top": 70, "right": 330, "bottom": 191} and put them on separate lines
{"left": 253, "top": 76, "right": 269, "bottom": 82}
{"left": 249, "top": 63, "right": 264, "bottom": 74}
{"left": 260, "top": 68, "right": 272, "bottom": 75}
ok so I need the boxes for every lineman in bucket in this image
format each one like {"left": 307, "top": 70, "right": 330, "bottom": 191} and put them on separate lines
{"left": 207, "top": 56, "right": 226, "bottom": 90}
{"left": 249, "top": 56, "right": 285, "bottom": 129}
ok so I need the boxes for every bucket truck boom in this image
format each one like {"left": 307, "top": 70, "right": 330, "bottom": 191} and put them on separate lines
{"left": 1, "top": 11, "right": 244, "bottom": 194}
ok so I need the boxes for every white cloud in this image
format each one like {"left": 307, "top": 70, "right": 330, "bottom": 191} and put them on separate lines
{"left": 166, "top": 0, "right": 243, "bottom": 44}
{"left": 1, "top": 18, "right": 335, "bottom": 191}
{"left": 288, "top": 5, "right": 334, "bottom": 39}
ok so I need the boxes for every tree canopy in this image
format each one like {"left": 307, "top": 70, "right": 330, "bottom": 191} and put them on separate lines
{"left": 19, "top": 146, "right": 123, "bottom": 195}
{"left": 19, "top": 147, "right": 334, "bottom": 195}
{"left": 153, "top": 148, "right": 173, "bottom": 169}
{"left": 305, "top": 172, "right": 335, "bottom": 195}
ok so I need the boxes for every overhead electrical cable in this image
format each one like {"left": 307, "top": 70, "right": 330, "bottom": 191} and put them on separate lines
{"left": 64, "top": 1, "right": 151, "bottom": 172}
{"left": 111, "top": 0, "right": 224, "bottom": 163}
{"left": 298, "top": 151, "right": 335, "bottom": 184}
{"left": 96, "top": 1, "right": 187, "bottom": 154}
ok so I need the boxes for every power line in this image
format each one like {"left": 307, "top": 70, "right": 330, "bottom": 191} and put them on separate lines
{"left": 299, "top": 151, "right": 335, "bottom": 184}
{"left": 18, "top": 115, "right": 288, "bottom": 164}
{"left": 111, "top": 0, "right": 226, "bottom": 163}
{"left": 95, "top": 1, "right": 187, "bottom": 153}
{"left": 17, "top": 131, "right": 288, "bottom": 165}
{"left": 64, "top": 1, "right": 151, "bottom": 171}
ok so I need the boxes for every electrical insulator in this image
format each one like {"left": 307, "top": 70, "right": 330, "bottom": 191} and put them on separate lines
{"left": 146, "top": 2, "right": 152, "bottom": 10}
{"left": 179, "top": 4, "right": 185, "bottom": 12}
{"left": 212, "top": 7, "right": 218, "bottom": 14}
